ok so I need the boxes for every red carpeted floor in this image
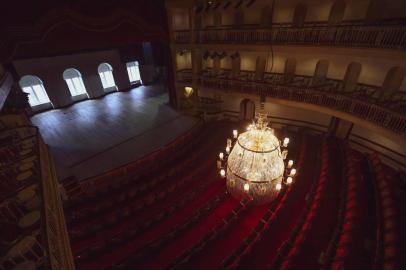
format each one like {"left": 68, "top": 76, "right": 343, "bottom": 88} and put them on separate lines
{"left": 78, "top": 176, "right": 227, "bottom": 270}
{"left": 236, "top": 135, "right": 319, "bottom": 270}
{"left": 181, "top": 203, "right": 270, "bottom": 270}
{"left": 141, "top": 195, "right": 241, "bottom": 270}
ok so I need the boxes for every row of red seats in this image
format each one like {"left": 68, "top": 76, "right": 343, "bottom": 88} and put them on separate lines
{"left": 66, "top": 120, "right": 206, "bottom": 200}
{"left": 105, "top": 190, "right": 229, "bottom": 270}
{"left": 74, "top": 180, "right": 225, "bottom": 268}
{"left": 72, "top": 123, "right": 235, "bottom": 269}
{"left": 67, "top": 149, "right": 203, "bottom": 229}
{"left": 323, "top": 147, "right": 370, "bottom": 269}
{"left": 228, "top": 133, "right": 321, "bottom": 270}
{"left": 165, "top": 198, "right": 250, "bottom": 270}
{"left": 64, "top": 122, "right": 208, "bottom": 212}
{"left": 368, "top": 153, "right": 403, "bottom": 270}
{"left": 267, "top": 137, "right": 325, "bottom": 269}
{"left": 275, "top": 138, "right": 329, "bottom": 270}
{"left": 219, "top": 132, "right": 308, "bottom": 269}
{"left": 70, "top": 159, "right": 215, "bottom": 253}
{"left": 78, "top": 179, "right": 228, "bottom": 270}
{"left": 282, "top": 139, "right": 344, "bottom": 270}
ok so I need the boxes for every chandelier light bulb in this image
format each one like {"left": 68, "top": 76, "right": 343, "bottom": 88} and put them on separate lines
{"left": 226, "top": 146, "right": 230, "bottom": 154}
{"left": 219, "top": 152, "right": 224, "bottom": 160}
{"left": 287, "top": 160, "right": 294, "bottom": 168}
{"left": 244, "top": 183, "right": 250, "bottom": 192}
{"left": 283, "top": 137, "right": 290, "bottom": 147}
{"left": 286, "top": 176, "right": 293, "bottom": 184}
{"left": 217, "top": 160, "right": 222, "bottom": 169}
{"left": 275, "top": 183, "right": 282, "bottom": 190}
{"left": 233, "top": 130, "right": 238, "bottom": 139}
{"left": 220, "top": 169, "right": 226, "bottom": 178}
{"left": 290, "top": 168, "right": 297, "bottom": 176}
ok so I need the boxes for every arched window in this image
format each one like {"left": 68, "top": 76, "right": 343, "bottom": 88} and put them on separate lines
{"left": 19, "top": 75, "right": 51, "bottom": 107}
{"left": 98, "top": 63, "right": 116, "bottom": 89}
{"left": 126, "top": 61, "right": 141, "bottom": 84}
{"left": 63, "top": 68, "right": 87, "bottom": 96}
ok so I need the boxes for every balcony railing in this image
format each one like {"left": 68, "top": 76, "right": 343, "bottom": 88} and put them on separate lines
{"left": 176, "top": 69, "right": 193, "bottom": 84}
{"left": 0, "top": 115, "right": 75, "bottom": 270}
{"left": 174, "top": 22, "right": 406, "bottom": 49}
{"left": 180, "top": 69, "right": 406, "bottom": 135}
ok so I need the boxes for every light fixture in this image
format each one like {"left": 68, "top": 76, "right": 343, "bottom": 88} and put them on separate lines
{"left": 184, "top": 86, "right": 193, "bottom": 98}
{"left": 220, "top": 169, "right": 226, "bottom": 178}
{"left": 219, "top": 152, "right": 224, "bottom": 160}
{"left": 217, "top": 112, "right": 296, "bottom": 204}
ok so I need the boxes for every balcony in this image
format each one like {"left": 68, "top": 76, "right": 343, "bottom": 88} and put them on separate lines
{"left": 174, "top": 21, "right": 406, "bottom": 50}
{"left": 177, "top": 69, "right": 406, "bottom": 135}
{"left": 0, "top": 115, "right": 74, "bottom": 270}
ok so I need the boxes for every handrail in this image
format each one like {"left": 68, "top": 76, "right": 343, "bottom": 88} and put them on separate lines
{"left": 176, "top": 68, "right": 405, "bottom": 115}
{"left": 39, "top": 135, "right": 75, "bottom": 270}
{"left": 195, "top": 72, "right": 406, "bottom": 135}
{"left": 174, "top": 23, "right": 406, "bottom": 49}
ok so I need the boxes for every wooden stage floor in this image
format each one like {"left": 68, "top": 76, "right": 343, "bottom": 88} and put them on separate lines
{"left": 31, "top": 85, "right": 198, "bottom": 181}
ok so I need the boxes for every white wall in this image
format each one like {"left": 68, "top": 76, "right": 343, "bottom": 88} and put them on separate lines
{"left": 13, "top": 50, "right": 131, "bottom": 109}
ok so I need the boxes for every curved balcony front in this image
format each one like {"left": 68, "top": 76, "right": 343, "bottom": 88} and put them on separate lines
{"left": 174, "top": 21, "right": 406, "bottom": 50}
{"left": 176, "top": 69, "right": 406, "bottom": 136}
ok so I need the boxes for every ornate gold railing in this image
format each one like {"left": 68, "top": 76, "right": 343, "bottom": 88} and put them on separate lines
{"left": 196, "top": 73, "right": 406, "bottom": 135}
{"left": 174, "top": 22, "right": 406, "bottom": 49}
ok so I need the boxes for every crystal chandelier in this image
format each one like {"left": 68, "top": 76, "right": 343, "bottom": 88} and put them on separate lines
{"left": 217, "top": 112, "right": 296, "bottom": 204}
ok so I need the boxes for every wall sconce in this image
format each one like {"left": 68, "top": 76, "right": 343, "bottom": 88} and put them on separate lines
{"left": 184, "top": 86, "right": 193, "bottom": 98}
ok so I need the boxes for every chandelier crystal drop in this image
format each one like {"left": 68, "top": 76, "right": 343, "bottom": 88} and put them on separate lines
{"left": 217, "top": 112, "right": 296, "bottom": 205}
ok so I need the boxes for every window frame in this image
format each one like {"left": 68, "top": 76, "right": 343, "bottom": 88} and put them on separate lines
{"left": 126, "top": 61, "right": 142, "bottom": 83}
